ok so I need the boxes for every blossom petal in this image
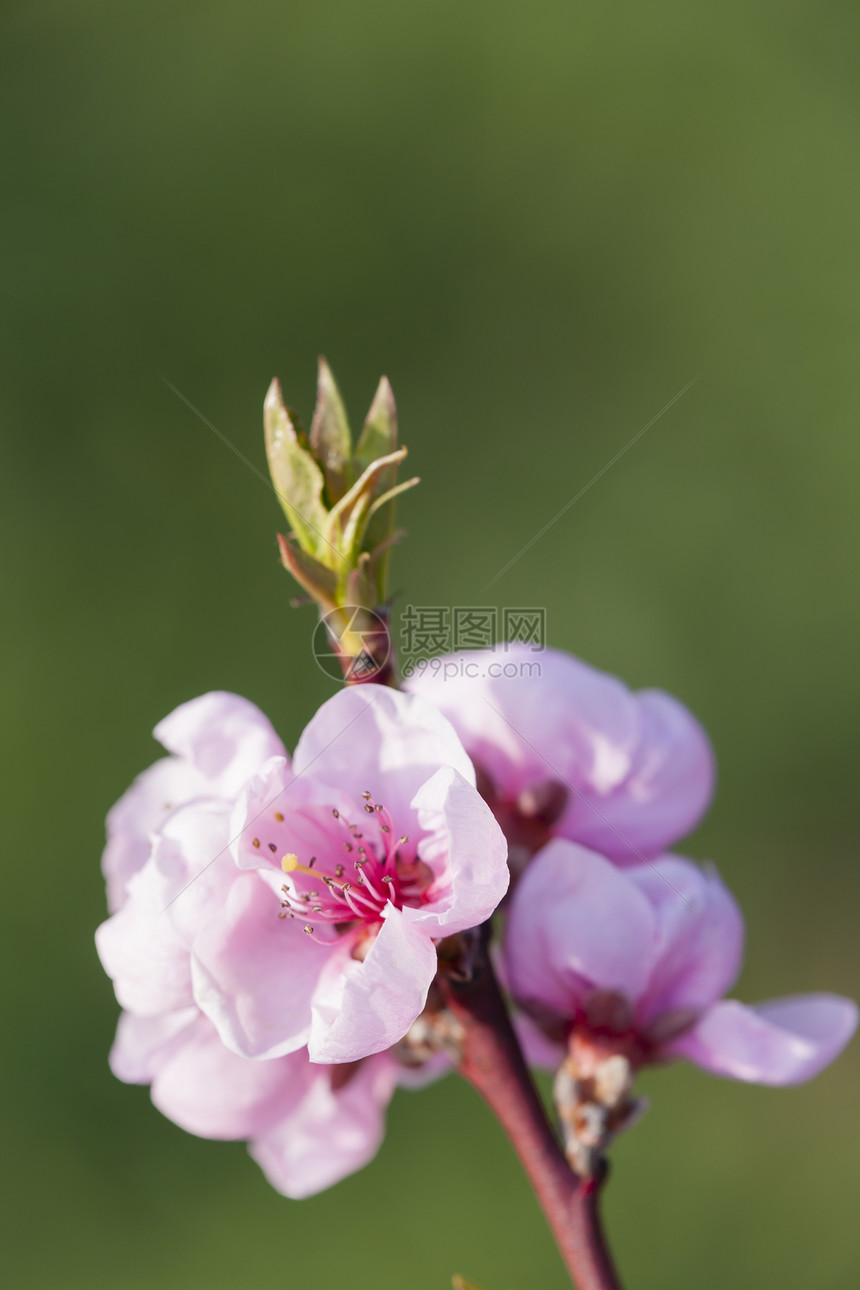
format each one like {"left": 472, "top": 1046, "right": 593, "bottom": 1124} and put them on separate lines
{"left": 96, "top": 900, "right": 194, "bottom": 1015}
{"left": 408, "top": 646, "right": 715, "bottom": 861}
{"left": 628, "top": 856, "right": 744, "bottom": 1023}
{"left": 504, "top": 839, "right": 657, "bottom": 1019}
{"left": 308, "top": 906, "right": 437, "bottom": 1063}
{"left": 293, "top": 685, "right": 475, "bottom": 825}
{"left": 148, "top": 801, "right": 239, "bottom": 946}
{"left": 406, "top": 645, "right": 639, "bottom": 797}
{"left": 97, "top": 802, "right": 238, "bottom": 1017}
{"left": 567, "top": 690, "right": 715, "bottom": 864}
{"left": 191, "top": 873, "right": 325, "bottom": 1059}
{"left": 154, "top": 691, "right": 286, "bottom": 797}
{"left": 108, "top": 1008, "right": 199, "bottom": 1084}
{"left": 102, "top": 756, "right": 208, "bottom": 913}
{"left": 152, "top": 1017, "right": 300, "bottom": 1139}
{"left": 405, "top": 766, "right": 509, "bottom": 937}
{"left": 250, "top": 1054, "right": 398, "bottom": 1198}
{"left": 668, "top": 994, "right": 858, "bottom": 1085}
{"left": 513, "top": 1011, "right": 566, "bottom": 1071}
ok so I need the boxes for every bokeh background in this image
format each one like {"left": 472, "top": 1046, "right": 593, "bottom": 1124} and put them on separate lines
{"left": 2, "top": 1, "right": 858, "bottom": 1286}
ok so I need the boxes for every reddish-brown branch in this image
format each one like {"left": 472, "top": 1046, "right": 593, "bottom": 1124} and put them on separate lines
{"left": 438, "top": 935, "right": 624, "bottom": 1290}
{"left": 333, "top": 620, "right": 619, "bottom": 1283}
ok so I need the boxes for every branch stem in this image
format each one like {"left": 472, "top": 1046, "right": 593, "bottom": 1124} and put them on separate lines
{"left": 438, "top": 936, "right": 624, "bottom": 1290}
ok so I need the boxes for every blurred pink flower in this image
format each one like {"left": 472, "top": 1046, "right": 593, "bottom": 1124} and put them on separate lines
{"left": 407, "top": 644, "right": 714, "bottom": 869}
{"left": 504, "top": 839, "right": 857, "bottom": 1087}
{"left": 97, "top": 685, "right": 508, "bottom": 1071}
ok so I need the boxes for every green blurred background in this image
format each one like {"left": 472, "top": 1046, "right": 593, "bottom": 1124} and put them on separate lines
{"left": 1, "top": 1, "right": 858, "bottom": 1286}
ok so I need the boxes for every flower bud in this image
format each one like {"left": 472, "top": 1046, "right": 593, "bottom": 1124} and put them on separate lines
{"left": 265, "top": 359, "right": 418, "bottom": 621}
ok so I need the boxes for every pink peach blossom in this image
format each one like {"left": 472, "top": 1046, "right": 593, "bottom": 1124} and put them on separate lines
{"left": 504, "top": 839, "right": 857, "bottom": 1086}
{"left": 97, "top": 688, "right": 471, "bottom": 1196}
{"left": 97, "top": 685, "right": 508, "bottom": 1073}
{"left": 407, "top": 644, "right": 714, "bottom": 869}
{"left": 202, "top": 684, "right": 508, "bottom": 1064}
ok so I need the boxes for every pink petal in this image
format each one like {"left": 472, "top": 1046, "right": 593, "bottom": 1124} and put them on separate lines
{"left": 513, "top": 1011, "right": 566, "bottom": 1071}
{"left": 191, "top": 873, "right": 325, "bottom": 1059}
{"left": 250, "top": 1054, "right": 398, "bottom": 1198}
{"left": 407, "top": 645, "right": 639, "bottom": 798}
{"left": 151, "top": 1016, "right": 301, "bottom": 1139}
{"left": 103, "top": 756, "right": 208, "bottom": 913}
{"left": 97, "top": 802, "right": 240, "bottom": 1017}
{"left": 148, "top": 801, "right": 238, "bottom": 947}
{"left": 566, "top": 691, "right": 715, "bottom": 864}
{"left": 405, "top": 766, "right": 509, "bottom": 937}
{"left": 628, "top": 857, "right": 744, "bottom": 1023}
{"left": 668, "top": 994, "right": 858, "bottom": 1085}
{"left": 504, "top": 839, "right": 657, "bottom": 1019}
{"left": 408, "top": 646, "right": 715, "bottom": 862}
{"left": 154, "top": 691, "right": 286, "bottom": 798}
{"left": 292, "top": 685, "right": 475, "bottom": 826}
{"left": 108, "top": 1008, "right": 198, "bottom": 1083}
{"left": 307, "top": 907, "right": 437, "bottom": 1064}
{"left": 96, "top": 899, "right": 194, "bottom": 1016}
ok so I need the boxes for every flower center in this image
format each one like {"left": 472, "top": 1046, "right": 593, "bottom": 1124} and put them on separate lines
{"left": 277, "top": 791, "right": 432, "bottom": 940}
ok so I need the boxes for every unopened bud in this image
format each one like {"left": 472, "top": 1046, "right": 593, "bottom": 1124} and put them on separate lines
{"left": 264, "top": 360, "right": 419, "bottom": 619}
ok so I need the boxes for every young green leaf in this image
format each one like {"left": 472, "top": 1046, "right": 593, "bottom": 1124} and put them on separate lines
{"left": 310, "top": 356, "right": 354, "bottom": 504}
{"left": 264, "top": 378, "right": 330, "bottom": 560}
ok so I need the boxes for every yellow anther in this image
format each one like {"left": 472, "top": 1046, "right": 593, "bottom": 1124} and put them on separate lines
{"left": 281, "top": 852, "right": 316, "bottom": 877}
